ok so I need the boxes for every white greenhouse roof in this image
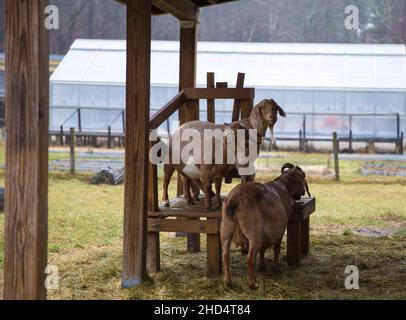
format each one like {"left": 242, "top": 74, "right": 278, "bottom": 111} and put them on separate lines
{"left": 50, "top": 39, "right": 406, "bottom": 91}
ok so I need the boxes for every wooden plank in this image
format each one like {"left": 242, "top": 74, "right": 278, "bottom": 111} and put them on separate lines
{"left": 152, "top": 0, "right": 199, "bottom": 22}
{"left": 122, "top": 0, "right": 151, "bottom": 289}
{"left": 149, "top": 91, "right": 185, "bottom": 130}
{"left": 232, "top": 73, "right": 245, "bottom": 121}
{"left": 148, "top": 218, "right": 220, "bottom": 234}
{"left": 207, "top": 73, "right": 215, "bottom": 123}
{"left": 148, "top": 211, "right": 222, "bottom": 219}
{"left": 4, "top": 0, "right": 49, "bottom": 300}
{"left": 184, "top": 88, "right": 255, "bottom": 100}
{"left": 290, "top": 197, "right": 316, "bottom": 221}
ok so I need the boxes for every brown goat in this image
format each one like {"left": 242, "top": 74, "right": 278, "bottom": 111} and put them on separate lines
{"left": 221, "top": 163, "right": 310, "bottom": 289}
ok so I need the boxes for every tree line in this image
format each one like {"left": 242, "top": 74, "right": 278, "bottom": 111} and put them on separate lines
{"left": 0, "top": 0, "right": 405, "bottom": 54}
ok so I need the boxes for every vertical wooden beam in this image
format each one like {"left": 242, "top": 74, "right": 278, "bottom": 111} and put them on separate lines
{"left": 178, "top": 20, "right": 200, "bottom": 252}
{"left": 287, "top": 220, "right": 301, "bottom": 266}
{"left": 4, "top": 0, "right": 49, "bottom": 300}
{"left": 232, "top": 73, "right": 245, "bottom": 122}
{"left": 177, "top": 19, "right": 197, "bottom": 197}
{"left": 206, "top": 72, "right": 215, "bottom": 123}
{"left": 122, "top": 0, "right": 151, "bottom": 288}
{"left": 147, "top": 141, "right": 160, "bottom": 273}
{"left": 300, "top": 218, "right": 310, "bottom": 255}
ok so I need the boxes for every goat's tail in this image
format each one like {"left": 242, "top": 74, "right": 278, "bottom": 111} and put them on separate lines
{"left": 222, "top": 196, "right": 238, "bottom": 218}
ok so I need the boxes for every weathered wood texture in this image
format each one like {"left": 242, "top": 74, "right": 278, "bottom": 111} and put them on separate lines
{"left": 177, "top": 22, "right": 197, "bottom": 198}
{"left": 152, "top": 0, "right": 199, "bottom": 21}
{"left": 122, "top": 0, "right": 151, "bottom": 288}
{"left": 206, "top": 73, "right": 215, "bottom": 122}
{"left": 148, "top": 218, "right": 220, "bottom": 234}
{"left": 4, "top": 0, "right": 49, "bottom": 300}
{"left": 184, "top": 88, "right": 255, "bottom": 100}
{"left": 232, "top": 73, "right": 245, "bottom": 121}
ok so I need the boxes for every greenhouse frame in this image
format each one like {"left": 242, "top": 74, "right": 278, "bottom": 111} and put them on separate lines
{"left": 50, "top": 39, "right": 406, "bottom": 141}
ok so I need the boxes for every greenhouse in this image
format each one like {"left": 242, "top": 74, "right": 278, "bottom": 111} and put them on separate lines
{"left": 49, "top": 39, "right": 406, "bottom": 140}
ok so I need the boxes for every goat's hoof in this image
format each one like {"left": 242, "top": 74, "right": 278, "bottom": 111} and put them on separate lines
{"left": 272, "top": 264, "right": 281, "bottom": 273}
{"left": 225, "top": 280, "right": 232, "bottom": 287}
{"left": 187, "top": 201, "right": 195, "bottom": 206}
{"left": 248, "top": 282, "right": 258, "bottom": 290}
{"left": 164, "top": 201, "right": 170, "bottom": 208}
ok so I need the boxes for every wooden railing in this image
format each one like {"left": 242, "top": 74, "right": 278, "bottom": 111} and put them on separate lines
{"left": 147, "top": 73, "right": 255, "bottom": 265}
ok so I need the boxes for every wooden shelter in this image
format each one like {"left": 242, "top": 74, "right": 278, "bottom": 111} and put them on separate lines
{"left": 3, "top": 0, "right": 239, "bottom": 299}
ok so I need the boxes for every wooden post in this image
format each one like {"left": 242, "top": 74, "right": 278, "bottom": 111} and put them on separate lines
{"left": 300, "top": 218, "right": 310, "bottom": 255}
{"left": 70, "top": 127, "right": 75, "bottom": 175}
{"left": 287, "top": 220, "right": 301, "bottom": 266}
{"left": 122, "top": 0, "right": 151, "bottom": 288}
{"left": 333, "top": 132, "right": 340, "bottom": 182}
{"left": 232, "top": 73, "right": 245, "bottom": 122}
{"left": 178, "top": 19, "right": 201, "bottom": 253}
{"left": 60, "top": 125, "right": 64, "bottom": 146}
{"left": 177, "top": 19, "right": 198, "bottom": 197}
{"left": 4, "top": 0, "right": 49, "bottom": 300}
{"left": 147, "top": 141, "right": 160, "bottom": 273}
{"left": 207, "top": 72, "right": 215, "bottom": 123}
{"left": 107, "top": 126, "right": 112, "bottom": 149}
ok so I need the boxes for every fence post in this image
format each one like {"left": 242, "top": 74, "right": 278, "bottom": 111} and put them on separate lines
{"left": 60, "top": 125, "right": 64, "bottom": 146}
{"left": 349, "top": 130, "right": 353, "bottom": 154}
{"left": 108, "top": 126, "right": 112, "bottom": 149}
{"left": 70, "top": 127, "right": 75, "bottom": 175}
{"left": 333, "top": 132, "right": 340, "bottom": 181}
{"left": 299, "top": 130, "right": 303, "bottom": 152}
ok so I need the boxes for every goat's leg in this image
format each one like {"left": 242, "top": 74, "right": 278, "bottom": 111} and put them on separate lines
{"left": 190, "top": 179, "right": 203, "bottom": 201}
{"left": 213, "top": 178, "right": 222, "bottom": 210}
{"left": 247, "top": 240, "right": 260, "bottom": 289}
{"left": 163, "top": 164, "right": 175, "bottom": 207}
{"left": 202, "top": 180, "right": 212, "bottom": 211}
{"left": 273, "top": 238, "right": 282, "bottom": 272}
{"left": 182, "top": 176, "right": 194, "bottom": 205}
{"left": 258, "top": 249, "right": 266, "bottom": 272}
{"left": 220, "top": 213, "right": 236, "bottom": 287}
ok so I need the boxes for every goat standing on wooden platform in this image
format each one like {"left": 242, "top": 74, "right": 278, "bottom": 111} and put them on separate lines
{"left": 162, "top": 99, "right": 286, "bottom": 211}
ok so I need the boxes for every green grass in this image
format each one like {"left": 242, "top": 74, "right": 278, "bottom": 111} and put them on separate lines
{"left": 0, "top": 145, "right": 405, "bottom": 299}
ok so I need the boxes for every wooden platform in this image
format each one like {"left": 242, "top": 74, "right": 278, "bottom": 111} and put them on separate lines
{"left": 147, "top": 196, "right": 316, "bottom": 277}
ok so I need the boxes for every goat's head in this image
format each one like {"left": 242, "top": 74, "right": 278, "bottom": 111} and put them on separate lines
{"left": 251, "top": 99, "right": 286, "bottom": 141}
{"left": 277, "top": 163, "right": 311, "bottom": 200}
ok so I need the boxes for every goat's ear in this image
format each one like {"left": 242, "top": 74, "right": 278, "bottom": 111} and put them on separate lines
{"left": 277, "top": 105, "right": 287, "bottom": 118}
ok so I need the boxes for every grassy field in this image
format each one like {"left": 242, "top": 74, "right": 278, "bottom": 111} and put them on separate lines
{"left": 0, "top": 145, "right": 405, "bottom": 300}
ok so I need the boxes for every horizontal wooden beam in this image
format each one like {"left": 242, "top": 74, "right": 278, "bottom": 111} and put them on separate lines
{"left": 148, "top": 211, "right": 222, "bottom": 219}
{"left": 149, "top": 91, "right": 186, "bottom": 130}
{"left": 152, "top": 0, "right": 199, "bottom": 21}
{"left": 148, "top": 218, "right": 220, "bottom": 234}
{"left": 184, "top": 88, "right": 255, "bottom": 100}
